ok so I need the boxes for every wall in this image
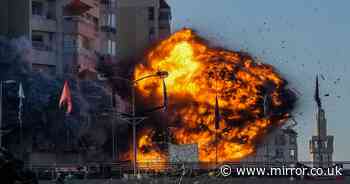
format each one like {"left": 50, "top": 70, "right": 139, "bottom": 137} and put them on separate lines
{"left": 0, "top": 0, "right": 31, "bottom": 38}
{"left": 0, "top": 0, "right": 9, "bottom": 36}
{"left": 8, "top": 0, "right": 31, "bottom": 39}
{"left": 116, "top": 0, "right": 159, "bottom": 61}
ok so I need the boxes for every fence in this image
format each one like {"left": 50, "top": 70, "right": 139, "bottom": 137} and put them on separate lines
{"left": 27, "top": 161, "right": 350, "bottom": 180}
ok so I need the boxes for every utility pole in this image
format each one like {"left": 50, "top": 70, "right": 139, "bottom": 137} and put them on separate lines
{"left": 0, "top": 81, "right": 3, "bottom": 148}
{"left": 132, "top": 86, "right": 137, "bottom": 176}
{"left": 110, "top": 71, "right": 168, "bottom": 176}
{"left": 112, "top": 115, "right": 115, "bottom": 160}
{"left": 215, "top": 129, "right": 218, "bottom": 166}
{"left": 111, "top": 91, "right": 116, "bottom": 161}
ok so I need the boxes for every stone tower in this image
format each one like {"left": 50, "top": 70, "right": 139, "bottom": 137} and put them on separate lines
{"left": 309, "top": 75, "right": 334, "bottom": 168}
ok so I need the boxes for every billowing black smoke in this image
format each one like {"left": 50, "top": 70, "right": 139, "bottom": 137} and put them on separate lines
{"left": 0, "top": 36, "right": 123, "bottom": 160}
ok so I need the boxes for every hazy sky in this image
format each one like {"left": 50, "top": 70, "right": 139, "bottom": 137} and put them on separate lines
{"left": 167, "top": 0, "right": 350, "bottom": 161}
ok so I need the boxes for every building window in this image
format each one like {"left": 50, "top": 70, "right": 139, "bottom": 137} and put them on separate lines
{"left": 102, "top": 0, "right": 116, "bottom": 8}
{"left": 32, "top": 34, "right": 43, "bottom": 43}
{"left": 107, "top": 40, "right": 116, "bottom": 56}
{"left": 108, "top": 0, "right": 116, "bottom": 8}
{"left": 275, "top": 149, "right": 284, "bottom": 158}
{"left": 290, "top": 149, "right": 296, "bottom": 160}
{"left": 148, "top": 7, "right": 154, "bottom": 20}
{"left": 32, "top": 64, "right": 56, "bottom": 75}
{"left": 102, "top": 13, "right": 116, "bottom": 28}
{"left": 159, "top": 11, "right": 171, "bottom": 20}
{"left": 32, "top": 1, "right": 44, "bottom": 16}
{"left": 149, "top": 27, "right": 156, "bottom": 41}
{"left": 101, "top": 13, "right": 116, "bottom": 33}
{"left": 314, "top": 155, "right": 319, "bottom": 161}
{"left": 327, "top": 155, "right": 331, "bottom": 162}
{"left": 93, "top": 17, "right": 99, "bottom": 30}
{"left": 32, "top": 33, "right": 51, "bottom": 51}
{"left": 149, "top": 27, "right": 155, "bottom": 35}
{"left": 314, "top": 140, "right": 318, "bottom": 149}
{"left": 275, "top": 134, "right": 286, "bottom": 145}
{"left": 290, "top": 149, "right": 295, "bottom": 156}
{"left": 289, "top": 136, "right": 296, "bottom": 145}
{"left": 63, "top": 35, "right": 77, "bottom": 52}
{"left": 159, "top": 23, "right": 169, "bottom": 30}
{"left": 107, "top": 14, "right": 116, "bottom": 28}
{"left": 80, "top": 36, "right": 92, "bottom": 50}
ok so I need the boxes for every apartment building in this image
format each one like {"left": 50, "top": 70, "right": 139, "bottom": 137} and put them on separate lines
{"left": 31, "top": 0, "right": 62, "bottom": 75}
{"left": 100, "top": 0, "right": 118, "bottom": 61}
{"left": 0, "top": 0, "right": 118, "bottom": 77}
{"left": 1, "top": 0, "right": 171, "bottom": 75}
{"left": 116, "top": 0, "right": 171, "bottom": 61}
{"left": 32, "top": 0, "right": 116, "bottom": 78}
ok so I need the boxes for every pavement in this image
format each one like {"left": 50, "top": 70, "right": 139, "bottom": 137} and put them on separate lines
{"left": 39, "top": 177, "right": 350, "bottom": 184}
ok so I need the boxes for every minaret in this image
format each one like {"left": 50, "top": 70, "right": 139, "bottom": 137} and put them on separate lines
{"left": 309, "top": 75, "right": 334, "bottom": 168}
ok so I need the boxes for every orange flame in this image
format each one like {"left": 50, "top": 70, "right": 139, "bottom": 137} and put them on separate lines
{"left": 132, "top": 29, "right": 294, "bottom": 163}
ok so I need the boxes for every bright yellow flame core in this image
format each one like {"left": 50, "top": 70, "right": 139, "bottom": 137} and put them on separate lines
{"left": 133, "top": 29, "right": 290, "bottom": 163}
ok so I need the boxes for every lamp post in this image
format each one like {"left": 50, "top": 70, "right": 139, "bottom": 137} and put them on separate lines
{"left": 0, "top": 80, "right": 16, "bottom": 147}
{"left": 111, "top": 71, "right": 168, "bottom": 176}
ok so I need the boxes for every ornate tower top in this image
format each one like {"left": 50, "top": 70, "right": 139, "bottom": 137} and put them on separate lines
{"left": 310, "top": 74, "right": 334, "bottom": 168}
{"left": 314, "top": 75, "right": 322, "bottom": 109}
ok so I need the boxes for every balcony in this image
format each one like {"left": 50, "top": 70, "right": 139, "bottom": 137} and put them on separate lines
{"left": 63, "top": 16, "right": 98, "bottom": 39}
{"left": 77, "top": 48, "right": 98, "bottom": 79}
{"left": 32, "top": 41, "right": 55, "bottom": 65}
{"left": 159, "top": 11, "right": 172, "bottom": 21}
{"left": 80, "top": 0, "right": 97, "bottom": 8}
{"left": 100, "top": 0, "right": 117, "bottom": 9}
{"left": 64, "top": 0, "right": 99, "bottom": 17}
{"left": 64, "top": 47, "right": 97, "bottom": 70}
{"left": 31, "top": 15, "right": 57, "bottom": 32}
{"left": 78, "top": 47, "right": 97, "bottom": 61}
{"left": 100, "top": 25, "right": 116, "bottom": 34}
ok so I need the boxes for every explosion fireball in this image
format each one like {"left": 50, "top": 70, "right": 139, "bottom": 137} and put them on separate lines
{"left": 133, "top": 29, "right": 295, "bottom": 163}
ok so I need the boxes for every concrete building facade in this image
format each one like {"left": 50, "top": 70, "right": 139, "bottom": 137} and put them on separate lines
{"left": 243, "top": 126, "right": 298, "bottom": 164}
{"left": 0, "top": 0, "right": 31, "bottom": 39}
{"left": 1, "top": 0, "right": 172, "bottom": 75}
{"left": 116, "top": 0, "right": 171, "bottom": 61}
{"left": 0, "top": 0, "right": 119, "bottom": 77}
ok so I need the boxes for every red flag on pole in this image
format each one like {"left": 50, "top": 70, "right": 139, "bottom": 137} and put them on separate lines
{"left": 59, "top": 81, "right": 73, "bottom": 114}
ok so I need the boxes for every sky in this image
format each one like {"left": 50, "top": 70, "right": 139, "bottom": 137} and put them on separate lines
{"left": 167, "top": 0, "right": 350, "bottom": 161}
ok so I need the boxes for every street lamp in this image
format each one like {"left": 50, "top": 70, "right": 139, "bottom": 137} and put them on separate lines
{"left": 0, "top": 80, "right": 16, "bottom": 147}
{"left": 110, "top": 71, "right": 168, "bottom": 176}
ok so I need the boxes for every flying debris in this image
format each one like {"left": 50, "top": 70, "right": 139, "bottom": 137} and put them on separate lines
{"left": 334, "top": 78, "right": 341, "bottom": 84}
{"left": 291, "top": 88, "right": 302, "bottom": 96}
